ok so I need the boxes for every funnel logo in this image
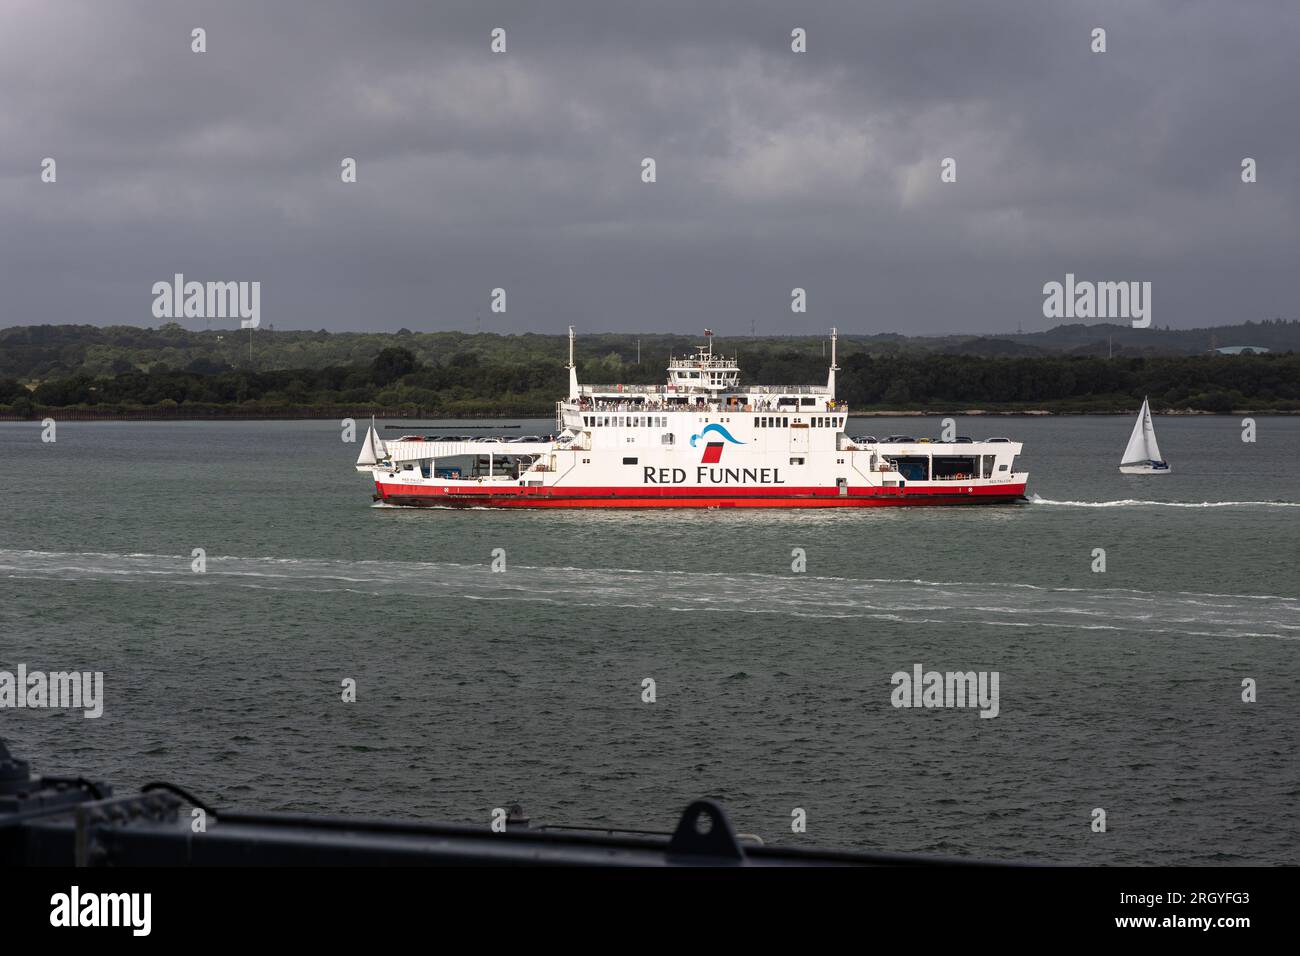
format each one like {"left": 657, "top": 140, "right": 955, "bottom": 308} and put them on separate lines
{"left": 690, "top": 423, "right": 745, "bottom": 463}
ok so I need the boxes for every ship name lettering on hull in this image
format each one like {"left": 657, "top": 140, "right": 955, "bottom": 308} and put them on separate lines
{"left": 642, "top": 467, "right": 785, "bottom": 485}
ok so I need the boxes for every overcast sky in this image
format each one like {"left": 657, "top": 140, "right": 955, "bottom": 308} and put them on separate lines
{"left": 2, "top": 0, "right": 1297, "bottom": 336}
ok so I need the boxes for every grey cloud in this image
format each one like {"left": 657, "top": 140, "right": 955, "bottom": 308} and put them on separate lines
{"left": 1, "top": 0, "right": 1296, "bottom": 335}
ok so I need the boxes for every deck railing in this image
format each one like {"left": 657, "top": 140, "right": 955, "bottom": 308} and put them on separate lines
{"left": 566, "top": 399, "right": 846, "bottom": 413}
{"left": 579, "top": 383, "right": 831, "bottom": 396}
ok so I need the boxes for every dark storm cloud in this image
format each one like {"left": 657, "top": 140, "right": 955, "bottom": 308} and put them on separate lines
{"left": 1, "top": 0, "right": 1297, "bottom": 334}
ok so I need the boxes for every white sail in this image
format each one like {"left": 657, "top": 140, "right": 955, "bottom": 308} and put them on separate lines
{"left": 1141, "top": 404, "right": 1162, "bottom": 463}
{"left": 355, "top": 423, "right": 382, "bottom": 467}
{"left": 1120, "top": 399, "right": 1150, "bottom": 465}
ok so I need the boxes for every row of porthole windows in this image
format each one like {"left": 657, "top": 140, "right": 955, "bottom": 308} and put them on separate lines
{"left": 580, "top": 412, "right": 841, "bottom": 435}
{"left": 584, "top": 415, "right": 670, "bottom": 428}
{"left": 585, "top": 415, "right": 741, "bottom": 428}
{"left": 756, "top": 416, "right": 843, "bottom": 428}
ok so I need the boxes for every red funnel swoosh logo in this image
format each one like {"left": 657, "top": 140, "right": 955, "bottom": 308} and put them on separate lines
{"left": 691, "top": 424, "right": 744, "bottom": 463}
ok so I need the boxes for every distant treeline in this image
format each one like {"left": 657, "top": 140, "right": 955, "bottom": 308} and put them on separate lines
{"left": 838, "top": 353, "right": 1297, "bottom": 412}
{"left": 2, "top": 319, "right": 1300, "bottom": 382}
{"left": 2, "top": 347, "right": 1296, "bottom": 417}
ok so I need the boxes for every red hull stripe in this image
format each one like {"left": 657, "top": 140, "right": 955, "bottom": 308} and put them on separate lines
{"left": 375, "top": 483, "right": 1028, "bottom": 508}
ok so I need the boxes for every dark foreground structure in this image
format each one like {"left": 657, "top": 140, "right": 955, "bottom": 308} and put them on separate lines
{"left": 1, "top": 739, "right": 993, "bottom": 867}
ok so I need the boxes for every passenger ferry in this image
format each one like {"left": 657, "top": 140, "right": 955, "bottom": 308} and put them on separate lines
{"left": 356, "top": 329, "right": 1028, "bottom": 508}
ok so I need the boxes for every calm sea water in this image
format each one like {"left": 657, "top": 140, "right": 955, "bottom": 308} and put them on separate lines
{"left": 1, "top": 416, "right": 1297, "bottom": 863}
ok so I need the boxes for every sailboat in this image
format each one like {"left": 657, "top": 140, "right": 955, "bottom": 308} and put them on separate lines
{"left": 354, "top": 417, "right": 388, "bottom": 472}
{"left": 1119, "top": 398, "right": 1170, "bottom": 474}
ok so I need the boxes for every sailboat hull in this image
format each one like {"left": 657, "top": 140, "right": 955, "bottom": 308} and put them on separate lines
{"left": 1119, "top": 462, "right": 1171, "bottom": 475}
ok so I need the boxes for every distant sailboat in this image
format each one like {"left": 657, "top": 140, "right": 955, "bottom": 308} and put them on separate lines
{"left": 355, "top": 417, "right": 387, "bottom": 472}
{"left": 1119, "top": 398, "right": 1170, "bottom": 474}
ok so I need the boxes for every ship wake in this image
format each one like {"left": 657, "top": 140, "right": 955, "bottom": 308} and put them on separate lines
{"left": 1, "top": 548, "right": 1295, "bottom": 642}
{"left": 1028, "top": 494, "right": 1299, "bottom": 509}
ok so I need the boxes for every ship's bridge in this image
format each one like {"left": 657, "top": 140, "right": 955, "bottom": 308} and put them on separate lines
{"left": 561, "top": 327, "right": 844, "bottom": 426}
{"left": 666, "top": 347, "right": 740, "bottom": 392}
